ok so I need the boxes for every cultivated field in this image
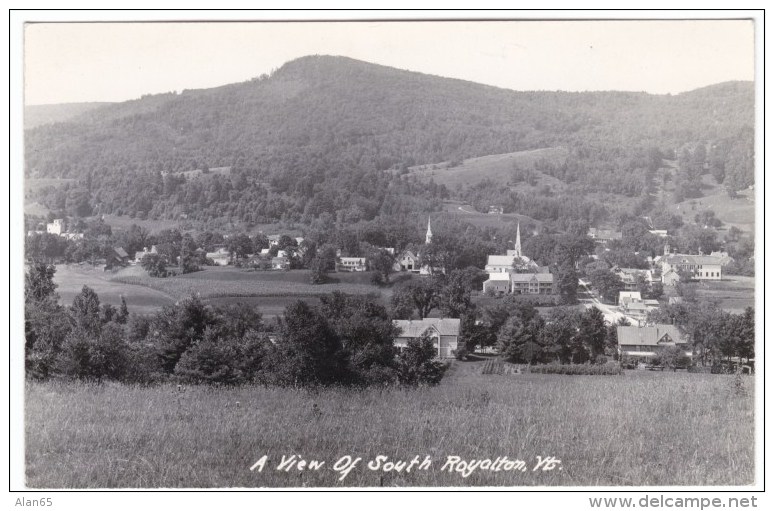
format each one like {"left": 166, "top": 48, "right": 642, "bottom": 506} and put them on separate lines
{"left": 52, "top": 264, "right": 176, "bottom": 315}
{"left": 53, "top": 264, "right": 396, "bottom": 317}
{"left": 111, "top": 266, "right": 383, "bottom": 300}
{"left": 692, "top": 276, "right": 756, "bottom": 314}
{"left": 25, "top": 364, "right": 754, "bottom": 488}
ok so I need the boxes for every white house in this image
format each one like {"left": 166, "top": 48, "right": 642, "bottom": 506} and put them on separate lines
{"left": 482, "top": 273, "right": 511, "bottom": 295}
{"left": 267, "top": 234, "right": 281, "bottom": 247}
{"left": 393, "top": 318, "right": 461, "bottom": 359}
{"left": 134, "top": 245, "right": 158, "bottom": 264}
{"left": 661, "top": 254, "right": 722, "bottom": 283}
{"left": 271, "top": 256, "right": 290, "bottom": 270}
{"left": 46, "top": 219, "right": 65, "bottom": 235}
{"left": 206, "top": 247, "right": 231, "bottom": 266}
{"left": 339, "top": 257, "right": 368, "bottom": 272}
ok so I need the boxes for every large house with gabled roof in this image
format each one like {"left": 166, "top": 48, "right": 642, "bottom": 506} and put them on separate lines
{"left": 616, "top": 324, "right": 691, "bottom": 361}
{"left": 393, "top": 318, "right": 461, "bottom": 359}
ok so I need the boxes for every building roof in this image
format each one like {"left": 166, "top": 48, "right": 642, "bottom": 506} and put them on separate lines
{"left": 486, "top": 255, "right": 517, "bottom": 267}
{"left": 588, "top": 228, "right": 623, "bottom": 240}
{"left": 340, "top": 257, "right": 366, "bottom": 262}
{"left": 272, "top": 256, "right": 288, "bottom": 263}
{"left": 616, "top": 325, "right": 687, "bottom": 347}
{"left": 394, "top": 318, "right": 461, "bottom": 338}
{"left": 619, "top": 291, "right": 642, "bottom": 301}
{"left": 485, "top": 273, "right": 511, "bottom": 281}
{"left": 510, "top": 273, "right": 553, "bottom": 283}
{"left": 664, "top": 254, "right": 723, "bottom": 266}
{"left": 114, "top": 247, "right": 129, "bottom": 258}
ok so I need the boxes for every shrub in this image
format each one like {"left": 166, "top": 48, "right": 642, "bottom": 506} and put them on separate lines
{"left": 453, "top": 347, "right": 470, "bottom": 361}
{"left": 396, "top": 334, "right": 448, "bottom": 385}
{"left": 529, "top": 362, "right": 622, "bottom": 375}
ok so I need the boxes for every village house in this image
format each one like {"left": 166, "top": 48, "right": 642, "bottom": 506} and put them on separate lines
{"left": 482, "top": 273, "right": 510, "bottom": 295}
{"left": 271, "top": 256, "right": 290, "bottom": 270}
{"left": 587, "top": 227, "right": 623, "bottom": 243}
{"left": 46, "top": 218, "right": 65, "bottom": 235}
{"left": 134, "top": 245, "right": 158, "bottom": 264}
{"left": 648, "top": 229, "right": 669, "bottom": 237}
{"left": 510, "top": 272, "right": 554, "bottom": 295}
{"left": 611, "top": 266, "right": 657, "bottom": 292}
{"left": 395, "top": 250, "right": 420, "bottom": 272}
{"left": 338, "top": 257, "right": 368, "bottom": 272}
{"left": 267, "top": 234, "right": 281, "bottom": 247}
{"left": 206, "top": 247, "right": 231, "bottom": 266}
{"left": 488, "top": 205, "right": 504, "bottom": 215}
{"left": 618, "top": 291, "right": 660, "bottom": 321}
{"left": 392, "top": 318, "right": 461, "bottom": 359}
{"left": 616, "top": 324, "right": 691, "bottom": 363}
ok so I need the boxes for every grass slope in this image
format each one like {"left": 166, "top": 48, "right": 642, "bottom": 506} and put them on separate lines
{"left": 407, "top": 148, "right": 567, "bottom": 190}
{"left": 25, "top": 368, "right": 754, "bottom": 488}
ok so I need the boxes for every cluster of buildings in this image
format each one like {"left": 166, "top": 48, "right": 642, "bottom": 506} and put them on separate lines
{"left": 657, "top": 244, "right": 726, "bottom": 285}
{"left": 26, "top": 218, "right": 84, "bottom": 240}
{"left": 481, "top": 224, "right": 554, "bottom": 296}
{"left": 389, "top": 317, "right": 694, "bottom": 365}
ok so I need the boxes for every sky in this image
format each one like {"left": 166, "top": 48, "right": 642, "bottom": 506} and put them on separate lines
{"left": 24, "top": 19, "right": 755, "bottom": 105}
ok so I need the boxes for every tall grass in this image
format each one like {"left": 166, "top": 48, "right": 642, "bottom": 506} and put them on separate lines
{"left": 25, "top": 368, "right": 754, "bottom": 488}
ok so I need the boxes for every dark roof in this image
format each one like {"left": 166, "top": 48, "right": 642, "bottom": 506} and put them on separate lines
{"left": 664, "top": 254, "right": 723, "bottom": 266}
{"left": 113, "top": 247, "right": 129, "bottom": 258}
{"left": 394, "top": 318, "right": 461, "bottom": 337}
{"left": 511, "top": 273, "right": 553, "bottom": 283}
{"left": 616, "top": 325, "right": 687, "bottom": 347}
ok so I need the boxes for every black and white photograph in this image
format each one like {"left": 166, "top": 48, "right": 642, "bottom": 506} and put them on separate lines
{"left": 10, "top": 10, "right": 763, "bottom": 496}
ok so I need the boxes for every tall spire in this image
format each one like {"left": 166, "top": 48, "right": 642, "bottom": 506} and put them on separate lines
{"left": 514, "top": 222, "right": 522, "bottom": 258}
{"left": 425, "top": 217, "right": 433, "bottom": 244}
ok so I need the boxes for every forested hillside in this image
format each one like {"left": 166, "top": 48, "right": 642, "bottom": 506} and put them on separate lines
{"left": 24, "top": 55, "right": 754, "bottom": 229}
{"left": 24, "top": 102, "right": 111, "bottom": 130}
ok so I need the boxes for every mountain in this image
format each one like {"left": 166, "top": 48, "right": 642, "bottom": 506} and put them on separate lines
{"left": 24, "top": 102, "right": 111, "bottom": 129}
{"left": 23, "top": 55, "right": 755, "bottom": 229}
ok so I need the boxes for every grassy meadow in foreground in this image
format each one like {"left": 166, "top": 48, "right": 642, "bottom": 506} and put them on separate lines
{"left": 25, "top": 363, "right": 754, "bottom": 488}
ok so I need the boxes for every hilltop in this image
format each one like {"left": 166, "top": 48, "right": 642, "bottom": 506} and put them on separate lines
{"left": 24, "top": 55, "right": 754, "bottom": 230}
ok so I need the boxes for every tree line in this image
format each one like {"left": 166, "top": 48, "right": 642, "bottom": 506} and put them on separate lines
{"left": 24, "top": 264, "right": 449, "bottom": 387}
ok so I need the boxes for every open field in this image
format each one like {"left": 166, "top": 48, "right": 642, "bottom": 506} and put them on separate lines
{"left": 406, "top": 148, "right": 568, "bottom": 190}
{"left": 665, "top": 174, "right": 755, "bottom": 234}
{"left": 692, "top": 276, "right": 756, "bottom": 314}
{"left": 25, "top": 366, "right": 754, "bottom": 488}
{"left": 52, "top": 264, "right": 176, "bottom": 315}
{"left": 111, "top": 266, "right": 384, "bottom": 300}
{"left": 53, "top": 264, "right": 397, "bottom": 317}
{"left": 441, "top": 201, "right": 543, "bottom": 230}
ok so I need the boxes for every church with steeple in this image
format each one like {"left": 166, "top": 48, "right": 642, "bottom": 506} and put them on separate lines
{"left": 482, "top": 222, "right": 554, "bottom": 295}
{"left": 425, "top": 217, "right": 433, "bottom": 244}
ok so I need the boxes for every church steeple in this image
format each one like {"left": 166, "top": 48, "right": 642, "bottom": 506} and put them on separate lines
{"left": 514, "top": 222, "right": 522, "bottom": 258}
{"left": 425, "top": 217, "right": 433, "bottom": 244}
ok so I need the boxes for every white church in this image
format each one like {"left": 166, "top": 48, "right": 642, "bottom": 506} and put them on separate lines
{"left": 482, "top": 223, "right": 554, "bottom": 295}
